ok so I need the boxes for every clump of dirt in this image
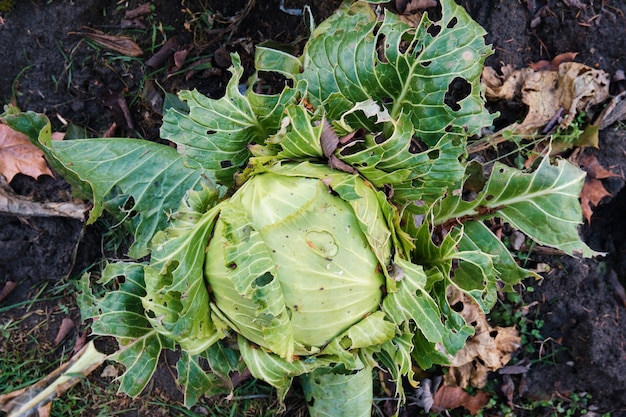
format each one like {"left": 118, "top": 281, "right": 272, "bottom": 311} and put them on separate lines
{"left": 1, "top": 0, "right": 625, "bottom": 416}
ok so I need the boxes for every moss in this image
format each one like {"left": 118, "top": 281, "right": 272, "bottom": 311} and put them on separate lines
{"left": 0, "top": 0, "right": 14, "bottom": 12}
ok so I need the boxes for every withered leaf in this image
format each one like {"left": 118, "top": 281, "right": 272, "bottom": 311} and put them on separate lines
{"left": 0, "top": 124, "right": 54, "bottom": 182}
{"left": 444, "top": 287, "right": 521, "bottom": 389}
{"left": 78, "top": 28, "right": 143, "bottom": 57}
{"left": 54, "top": 318, "right": 75, "bottom": 345}
{"left": 432, "top": 385, "right": 489, "bottom": 415}
{"left": 0, "top": 281, "right": 17, "bottom": 303}
{"left": 580, "top": 153, "right": 622, "bottom": 180}
{"left": 103, "top": 90, "right": 135, "bottom": 131}
{"left": 528, "top": 52, "right": 578, "bottom": 72}
{"left": 482, "top": 62, "right": 609, "bottom": 134}
{"left": 125, "top": 2, "right": 152, "bottom": 20}
{"left": 579, "top": 153, "right": 621, "bottom": 223}
{"left": 581, "top": 178, "right": 611, "bottom": 223}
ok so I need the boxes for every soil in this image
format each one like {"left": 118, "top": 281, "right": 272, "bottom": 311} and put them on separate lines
{"left": 1, "top": 0, "right": 625, "bottom": 416}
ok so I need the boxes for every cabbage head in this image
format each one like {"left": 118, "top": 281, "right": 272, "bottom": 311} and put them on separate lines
{"left": 205, "top": 162, "right": 392, "bottom": 358}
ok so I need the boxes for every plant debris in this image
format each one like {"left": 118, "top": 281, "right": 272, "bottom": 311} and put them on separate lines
{"left": 0, "top": 124, "right": 53, "bottom": 182}
{"left": 444, "top": 287, "right": 521, "bottom": 389}
{"left": 482, "top": 61, "right": 610, "bottom": 134}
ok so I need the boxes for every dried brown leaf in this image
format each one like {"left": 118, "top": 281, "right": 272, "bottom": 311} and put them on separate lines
{"left": 38, "top": 402, "right": 51, "bottom": 417}
{"left": 579, "top": 153, "right": 622, "bottom": 180}
{"left": 528, "top": 52, "right": 579, "bottom": 71}
{"left": 103, "top": 90, "right": 135, "bottom": 131}
{"left": 578, "top": 154, "right": 621, "bottom": 223}
{"left": 54, "top": 318, "right": 75, "bottom": 345}
{"left": 0, "top": 124, "right": 54, "bottom": 182}
{"left": 125, "top": 2, "right": 152, "bottom": 20}
{"left": 444, "top": 288, "right": 521, "bottom": 388}
{"left": 482, "top": 62, "right": 610, "bottom": 134}
{"left": 581, "top": 178, "right": 611, "bottom": 223}
{"left": 0, "top": 281, "right": 17, "bottom": 303}
{"left": 78, "top": 28, "right": 143, "bottom": 57}
{"left": 432, "top": 385, "right": 489, "bottom": 415}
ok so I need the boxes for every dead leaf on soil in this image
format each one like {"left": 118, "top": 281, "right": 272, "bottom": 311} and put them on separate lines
{"left": 482, "top": 61, "right": 610, "bottom": 134}
{"left": 0, "top": 124, "right": 54, "bottom": 183}
{"left": 431, "top": 385, "right": 489, "bottom": 415}
{"left": 578, "top": 153, "right": 621, "bottom": 223}
{"left": 100, "top": 364, "right": 119, "bottom": 379}
{"left": 528, "top": 52, "right": 578, "bottom": 72}
{"left": 54, "top": 318, "right": 75, "bottom": 345}
{"left": 595, "top": 90, "right": 626, "bottom": 129}
{"left": 444, "top": 287, "right": 521, "bottom": 389}
{"left": 0, "top": 281, "right": 17, "bottom": 303}
{"left": 75, "top": 28, "right": 143, "bottom": 57}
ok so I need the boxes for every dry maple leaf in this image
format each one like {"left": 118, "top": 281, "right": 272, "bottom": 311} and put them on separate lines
{"left": 431, "top": 385, "right": 489, "bottom": 415}
{"left": 579, "top": 153, "right": 621, "bottom": 223}
{"left": 0, "top": 124, "right": 53, "bottom": 182}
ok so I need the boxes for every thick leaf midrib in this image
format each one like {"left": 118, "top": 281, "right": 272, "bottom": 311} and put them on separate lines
{"left": 434, "top": 163, "right": 583, "bottom": 225}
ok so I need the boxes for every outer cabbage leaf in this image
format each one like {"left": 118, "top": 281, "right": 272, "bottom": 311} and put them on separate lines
{"left": 457, "top": 220, "right": 538, "bottom": 291}
{"left": 5, "top": 112, "right": 211, "bottom": 258}
{"left": 382, "top": 257, "right": 472, "bottom": 356}
{"left": 143, "top": 186, "right": 225, "bottom": 355}
{"left": 78, "top": 263, "right": 173, "bottom": 397}
{"left": 298, "top": 0, "right": 495, "bottom": 144}
{"left": 254, "top": 0, "right": 491, "bottom": 204}
{"left": 238, "top": 336, "right": 338, "bottom": 402}
{"left": 433, "top": 157, "right": 598, "bottom": 257}
{"left": 161, "top": 54, "right": 300, "bottom": 186}
{"left": 338, "top": 113, "right": 466, "bottom": 204}
{"left": 176, "top": 351, "right": 232, "bottom": 408}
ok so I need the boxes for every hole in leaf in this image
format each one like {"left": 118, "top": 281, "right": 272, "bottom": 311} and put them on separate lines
{"left": 426, "top": 23, "right": 441, "bottom": 37}
{"left": 254, "top": 272, "right": 274, "bottom": 287}
{"left": 451, "top": 301, "right": 464, "bottom": 312}
{"left": 206, "top": 130, "right": 216, "bottom": 135}
{"left": 374, "top": 133, "right": 387, "bottom": 145}
{"left": 444, "top": 77, "right": 471, "bottom": 111}
{"left": 421, "top": 60, "right": 432, "bottom": 67}
{"left": 146, "top": 310, "right": 156, "bottom": 319}
{"left": 409, "top": 137, "right": 427, "bottom": 154}
{"left": 228, "top": 262, "right": 237, "bottom": 269}
{"left": 447, "top": 17, "right": 458, "bottom": 29}
{"left": 376, "top": 33, "right": 388, "bottom": 63}
{"left": 220, "top": 160, "right": 233, "bottom": 168}
{"left": 490, "top": 330, "right": 499, "bottom": 338}
{"left": 427, "top": 149, "right": 439, "bottom": 160}
{"left": 253, "top": 71, "right": 293, "bottom": 94}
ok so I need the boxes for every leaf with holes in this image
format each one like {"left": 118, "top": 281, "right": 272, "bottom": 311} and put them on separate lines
{"left": 433, "top": 157, "right": 598, "bottom": 257}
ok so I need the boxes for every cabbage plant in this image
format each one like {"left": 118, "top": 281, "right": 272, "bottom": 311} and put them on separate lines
{"left": 4, "top": 0, "right": 596, "bottom": 415}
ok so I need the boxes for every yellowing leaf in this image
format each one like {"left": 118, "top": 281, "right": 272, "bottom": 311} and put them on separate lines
{"left": 0, "top": 124, "right": 53, "bottom": 182}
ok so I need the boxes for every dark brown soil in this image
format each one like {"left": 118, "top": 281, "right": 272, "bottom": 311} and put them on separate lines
{"left": 1, "top": 1, "right": 625, "bottom": 416}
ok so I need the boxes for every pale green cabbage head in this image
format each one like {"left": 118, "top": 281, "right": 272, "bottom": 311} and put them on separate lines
{"left": 205, "top": 162, "right": 393, "bottom": 357}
